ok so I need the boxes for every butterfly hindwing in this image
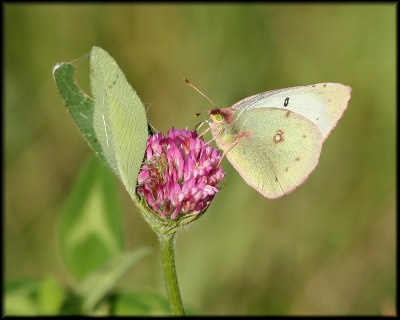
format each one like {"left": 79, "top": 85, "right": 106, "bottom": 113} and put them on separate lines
{"left": 223, "top": 107, "right": 323, "bottom": 199}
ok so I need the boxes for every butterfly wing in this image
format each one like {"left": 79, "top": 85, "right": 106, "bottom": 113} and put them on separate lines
{"left": 219, "top": 107, "right": 323, "bottom": 199}
{"left": 231, "top": 83, "right": 351, "bottom": 141}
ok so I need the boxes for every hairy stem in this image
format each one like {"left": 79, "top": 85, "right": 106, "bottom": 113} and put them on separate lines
{"left": 159, "top": 233, "right": 185, "bottom": 315}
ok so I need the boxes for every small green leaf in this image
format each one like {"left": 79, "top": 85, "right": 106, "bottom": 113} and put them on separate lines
{"left": 90, "top": 46, "right": 149, "bottom": 201}
{"left": 5, "top": 279, "right": 41, "bottom": 315}
{"left": 79, "top": 248, "right": 151, "bottom": 313}
{"left": 5, "top": 278, "right": 67, "bottom": 316}
{"left": 58, "top": 157, "right": 124, "bottom": 281}
{"left": 111, "top": 292, "right": 170, "bottom": 315}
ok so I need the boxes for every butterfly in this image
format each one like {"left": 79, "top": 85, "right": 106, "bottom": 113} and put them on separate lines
{"left": 202, "top": 82, "right": 352, "bottom": 199}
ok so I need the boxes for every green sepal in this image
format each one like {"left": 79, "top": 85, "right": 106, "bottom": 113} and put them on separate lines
{"left": 136, "top": 197, "right": 207, "bottom": 236}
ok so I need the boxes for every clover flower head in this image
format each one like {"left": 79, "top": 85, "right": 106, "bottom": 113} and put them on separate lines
{"left": 137, "top": 128, "right": 225, "bottom": 220}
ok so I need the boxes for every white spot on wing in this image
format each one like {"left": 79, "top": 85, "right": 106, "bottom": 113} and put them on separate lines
{"left": 273, "top": 130, "right": 284, "bottom": 143}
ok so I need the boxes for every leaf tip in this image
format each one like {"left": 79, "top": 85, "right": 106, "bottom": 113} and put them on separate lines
{"left": 90, "top": 46, "right": 103, "bottom": 57}
{"left": 52, "top": 62, "right": 66, "bottom": 77}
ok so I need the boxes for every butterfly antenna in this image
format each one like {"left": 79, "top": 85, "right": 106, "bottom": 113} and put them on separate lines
{"left": 184, "top": 78, "right": 216, "bottom": 109}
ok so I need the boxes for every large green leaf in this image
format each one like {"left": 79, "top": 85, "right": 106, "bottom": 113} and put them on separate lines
{"left": 90, "top": 46, "right": 149, "bottom": 201}
{"left": 53, "top": 47, "right": 151, "bottom": 200}
{"left": 58, "top": 157, "right": 124, "bottom": 281}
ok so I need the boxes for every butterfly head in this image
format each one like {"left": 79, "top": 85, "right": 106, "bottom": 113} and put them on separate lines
{"left": 209, "top": 108, "right": 234, "bottom": 125}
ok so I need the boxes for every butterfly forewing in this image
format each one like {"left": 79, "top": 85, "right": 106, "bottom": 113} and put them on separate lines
{"left": 231, "top": 83, "right": 351, "bottom": 141}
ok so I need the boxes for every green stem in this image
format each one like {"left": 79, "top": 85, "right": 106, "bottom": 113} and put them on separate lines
{"left": 159, "top": 233, "right": 185, "bottom": 316}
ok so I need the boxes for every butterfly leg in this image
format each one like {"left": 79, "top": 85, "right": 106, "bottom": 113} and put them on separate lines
{"left": 195, "top": 120, "right": 211, "bottom": 137}
{"left": 198, "top": 126, "right": 211, "bottom": 139}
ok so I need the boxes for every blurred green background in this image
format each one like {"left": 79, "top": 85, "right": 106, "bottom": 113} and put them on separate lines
{"left": 4, "top": 3, "right": 396, "bottom": 315}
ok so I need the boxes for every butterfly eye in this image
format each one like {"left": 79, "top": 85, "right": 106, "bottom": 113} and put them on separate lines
{"left": 213, "top": 113, "right": 224, "bottom": 122}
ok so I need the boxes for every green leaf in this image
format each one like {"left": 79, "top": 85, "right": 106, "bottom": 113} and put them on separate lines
{"left": 53, "top": 62, "right": 108, "bottom": 168}
{"left": 58, "top": 157, "right": 124, "bottom": 281}
{"left": 90, "top": 46, "right": 149, "bottom": 201}
{"left": 5, "top": 278, "right": 67, "bottom": 315}
{"left": 53, "top": 47, "right": 152, "bottom": 198}
{"left": 79, "top": 248, "right": 151, "bottom": 313}
{"left": 111, "top": 292, "right": 170, "bottom": 316}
